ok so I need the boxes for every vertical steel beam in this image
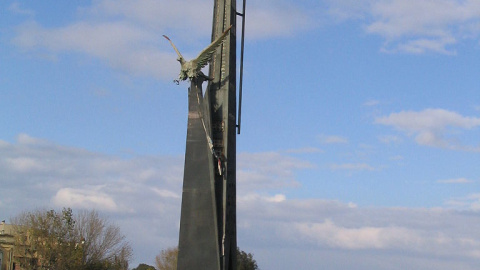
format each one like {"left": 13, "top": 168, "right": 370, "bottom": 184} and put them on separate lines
{"left": 208, "top": 0, "right": 237, "bottom": 269}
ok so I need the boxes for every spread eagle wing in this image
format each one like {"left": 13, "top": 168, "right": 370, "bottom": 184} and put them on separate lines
{"left": 192, "top": 25, "right": 232, "bottom": 70}
{"left": 162, "top": 35, "right": 184, "bottom": 60}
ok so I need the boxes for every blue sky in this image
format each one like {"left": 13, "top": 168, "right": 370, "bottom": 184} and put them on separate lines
{"left": 1, "top": 0, "right": 480, "bottom": 269}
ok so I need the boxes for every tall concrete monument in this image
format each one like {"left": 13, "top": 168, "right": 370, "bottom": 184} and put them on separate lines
{"left": 167, "top": 0, "right": 245, "bottom": 269}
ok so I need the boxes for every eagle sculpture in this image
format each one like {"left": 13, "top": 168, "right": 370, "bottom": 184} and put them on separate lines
{"left": 163, "top": 25, "right": 232, "bottom": 84}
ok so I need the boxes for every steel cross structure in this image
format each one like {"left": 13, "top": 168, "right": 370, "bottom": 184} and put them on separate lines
{"left": 176, "top": 0, "right": 245, "bottom": 269}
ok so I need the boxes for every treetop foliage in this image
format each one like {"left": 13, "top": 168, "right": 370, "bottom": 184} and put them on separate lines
{"left": 155, "top": 246, "right": 259, "bottom": 270}
{"left": 237, "top": 248, "right": 259, "bottom": 270}
{"left": 12, "top": 208, "right": 132, "bottom": 270}
{"left": 132, "top": 263, "right": 156, "bottom": 270}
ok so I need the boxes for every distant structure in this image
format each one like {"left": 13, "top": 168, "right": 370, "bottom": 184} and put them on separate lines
{"left": 0, "top": 221, "right": 15, "bottom": 270}
{"left": 175, "top": 0, "right": 246, "bottom": 270}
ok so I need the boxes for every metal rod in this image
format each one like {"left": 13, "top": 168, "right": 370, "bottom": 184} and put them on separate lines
{"left": 237, "top": 0, "right": 246, "bottom": 134}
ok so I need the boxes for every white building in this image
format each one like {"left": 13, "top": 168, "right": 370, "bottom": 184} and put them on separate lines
{"left": 0, "top": 221, "right": 15, "bottom": 270}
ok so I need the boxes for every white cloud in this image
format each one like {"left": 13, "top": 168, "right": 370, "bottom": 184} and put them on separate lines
{"left": 329, "top": 163, "right": 375, "bottom": 171}
{"left": 237, "top": 152, "right": 314, "bottom": 191}
{"left": 378, "top": 134, "right": 402, "bottom": 144}
{"left": 266, "top": 194, "right": 287, "bottom": 203}
{"left": 1, "top": 134, "right": 186, "bottom": 266}
{"left": 4, "top": 134, "right": 480, "bottom": 269}
{"left": 9, "top": 0, "right": 315, "bottom": 79}
{"left": 295, "top": 219, "right": 420, "bottom": 249}
{"left": 319, "top": 135, "right": 349, "bottom": 144}
{"left": 91, "top": 0, "right": 315, "bottom": 39}
{"left": 16, "top": 133, "right": 48, "bottom": 145}
{"left": 8, "top": 2, "right": 35, "bottom": 16}
{"left": 10, "top": 0, "right": 211, "bottom": 79}
{"left": 285, "top": 147, "right": 324, "bottom": 154}
{"left": 445, "top": 193, "right": 480, "bottom": 210}
{"left": 238, "top": 193, "right": 287, "bottom": 205}
{"left": 364, "top": 99, "right": 380, "bottom": 106}
{"left": 326, "top": 0, "right": 480, "bottom": 54}
{"left": 393, "top": 36, "right": 457, "bottom": 55}
{"left": 325, "top": 0, "right": 373, "bottom": 21}
{"left": 86, "top": 0, "right": 213, "bottom": 35}
{"left": 1, "top": 134, "right": 312, "bottom": 215}
{"left": 0, "top": 133, "right": 184, "bottom": 210}
{"left": 0, "top": 134, "right": 318, "bottom": 267}
{"left": 238, "top": 195, "right": 480, "bottom": 267}
{"left": 438, "top": 177, "right": 474, "bottom": 184}
{"left": 10, "top": 0, "right": 480, "bottom": 65}
{"left": 389, "top": 155, "right": 404, "bottom": 161}
{"left": 376, "top": 108, "right": 480, "bottom": 150}
{"left": 52, "top": 187, "right": 118, "bottom": 211}
{"left": 151, "top": 187, "right": 181, "bottom": 199}
{"left": 13, "top": 20, "right": 175, "bottom": 79}
{"left": 246, "top": 1, "right": 314, "bottom": 39}
{"left": 5, "top": 157, "right": 45, "bottom": 172}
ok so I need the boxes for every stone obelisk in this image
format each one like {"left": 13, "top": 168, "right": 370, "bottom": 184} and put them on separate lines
{"left": 177, "top": 0, "right": 237, "bottom": 269}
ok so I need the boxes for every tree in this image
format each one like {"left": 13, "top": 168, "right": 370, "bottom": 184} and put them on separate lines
{"left": 132, "top": 263, "right": 156, "bottom": 270}
{"left": 155, "top": 246, "right": 259, "bottom": 270}
{"left": 12, "top": 208, "right": 82, "bottom": 270}
{"left": 75, "top": 210, "right": 132, "bottom": 270}
{"left": 155, "top": 247, "right": 178, "bottom": 270}
{"left": 12, "top": 208, "right": 132, "bottom": 270}
{"left": 236, "top": 248, "right": 259, "bottom": 270}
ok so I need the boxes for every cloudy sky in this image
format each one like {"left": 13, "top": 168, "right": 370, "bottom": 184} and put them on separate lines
{"left": 1, "top": 0, "right": 480, "bottom": 269}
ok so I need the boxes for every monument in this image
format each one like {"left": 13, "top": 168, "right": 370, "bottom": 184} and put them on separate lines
{"left": 164, "top": 0, "right": 246, "bottom": 269}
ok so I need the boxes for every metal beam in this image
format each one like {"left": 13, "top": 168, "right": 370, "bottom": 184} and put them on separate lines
{"left": 208, "top": 0, "right": 237, "bottom": 269}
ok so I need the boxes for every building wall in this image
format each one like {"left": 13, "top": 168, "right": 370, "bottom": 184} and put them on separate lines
{"left": 0, "top": 221, "right": 15, "bottom": 270}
